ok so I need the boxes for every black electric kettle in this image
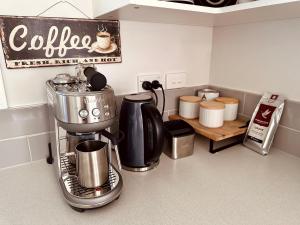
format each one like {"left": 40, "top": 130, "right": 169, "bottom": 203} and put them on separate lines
{"left": 119, "top": 94, "right": 164, "bottom": 172}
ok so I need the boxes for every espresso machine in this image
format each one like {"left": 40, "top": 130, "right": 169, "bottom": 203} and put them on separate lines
{"left": 46, "top": 65, "right": 122, "bottom": 211}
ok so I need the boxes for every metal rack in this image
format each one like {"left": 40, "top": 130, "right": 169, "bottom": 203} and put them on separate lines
{"left": 60, "top": 154, "right": 119, "bottom": 199}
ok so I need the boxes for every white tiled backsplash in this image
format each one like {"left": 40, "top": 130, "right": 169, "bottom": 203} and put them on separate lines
{"left": 0, "top": 86, "right": 204, "bottom": 169}
{"left": 0, "top": 85, "right": 300, "bottom": 170}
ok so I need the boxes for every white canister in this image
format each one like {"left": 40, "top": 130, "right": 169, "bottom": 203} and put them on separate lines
{"left": 197, "top": 88, "right": 219, "bottom": 101}
{"left": 199, "top": 101, "right": 225, "bottom": 128}
{"left": 179, "top": 96, "right": 202, "bottom": 119}
{"left": 215, "top": 97, "right": 239, "bottom": 121}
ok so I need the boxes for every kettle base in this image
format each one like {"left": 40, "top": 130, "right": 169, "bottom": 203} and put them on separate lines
{"left": 122, "top": 160, "right": 159, "bottom": 172}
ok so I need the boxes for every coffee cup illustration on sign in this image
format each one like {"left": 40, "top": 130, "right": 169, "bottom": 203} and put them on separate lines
{"left": 89, "top": 24, "right": 117, "bottom": 54}
{"left": 96, "top": 31, "right": 114, "bottom": 50}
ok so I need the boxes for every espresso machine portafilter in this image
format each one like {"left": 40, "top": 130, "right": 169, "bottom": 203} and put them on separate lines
{"left": 46, "top": 66, "right": 123, "bottom": 211}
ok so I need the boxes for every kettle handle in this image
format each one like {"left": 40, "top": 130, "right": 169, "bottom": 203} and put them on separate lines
{"left": 141, "top": 103, "right": 164, "bottom": 164}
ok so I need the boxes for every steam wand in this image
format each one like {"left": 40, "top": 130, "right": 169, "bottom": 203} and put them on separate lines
{"left": 101, "top": 129, "right": 124, "bottom": 170}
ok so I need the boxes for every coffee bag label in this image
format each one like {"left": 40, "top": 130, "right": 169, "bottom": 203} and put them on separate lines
{"left": 247, "top": 123, "right": 267, "bottom": 143}
{"left": 247, "top": 104, "right": 276, "bottom": 143}
{"left": 253, "top": 104, "right": 276, "bottom": 127}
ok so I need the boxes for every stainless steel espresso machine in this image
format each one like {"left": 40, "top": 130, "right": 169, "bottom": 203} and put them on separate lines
{"left": 46, "top": 65, "right": 122, "bottom": 211}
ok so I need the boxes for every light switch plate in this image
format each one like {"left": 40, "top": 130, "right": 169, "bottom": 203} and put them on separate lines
{"left": 0, "top": 69, "right": 7, "bottom": 109}
{"left": 137, "top": 73, "right": 164, "bottom": 93}
{"left": 166, "top": 72, "right": 186, "bottom": 89}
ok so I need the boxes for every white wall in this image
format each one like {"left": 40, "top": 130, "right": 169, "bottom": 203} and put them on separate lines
{"left": 0, "top": 0, "right": 212, "bottom": 107}
{"left": 94, "top": 21, "right": 212, "bottom": 95}
{"left": 210, "top": 19, "right": 300, "bottom": 101}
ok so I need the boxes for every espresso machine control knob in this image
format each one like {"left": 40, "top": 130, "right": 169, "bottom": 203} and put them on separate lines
{"left": 105, "top": 112, "right": 110, "bottom": 117}
{"left": 79, "top": 109, "right": 89, "bottom": 118}
{"left": 92, "top": 108, "right": 101, "bottom": 117}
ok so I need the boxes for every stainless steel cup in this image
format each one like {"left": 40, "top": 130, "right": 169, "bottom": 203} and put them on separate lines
{"left": 75, "top": 140, "right": 109, "bottom": 188}
{"left": 66, "top": 132, "right": 95, "bottom": 164}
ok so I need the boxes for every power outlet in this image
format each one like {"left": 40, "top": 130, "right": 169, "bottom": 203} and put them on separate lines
{"left": 137, "top": 73, "right": 164, "bottom": 92}
{"left": 166, "top": 72, "right": 187, "bottom": 89}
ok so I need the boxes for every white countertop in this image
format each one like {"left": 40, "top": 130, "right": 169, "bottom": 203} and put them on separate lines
{"left": 1, "top": 137, "right": 300, "bottom": 225}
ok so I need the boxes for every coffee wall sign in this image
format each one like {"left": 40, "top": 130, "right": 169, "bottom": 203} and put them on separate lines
{"left": 0, "top": 16, "right": 122, "bottom": 69}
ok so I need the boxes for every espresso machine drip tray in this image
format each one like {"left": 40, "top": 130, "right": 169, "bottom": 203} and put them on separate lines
{"left": 59, "top": 154, "right": 122, "bottom": 208}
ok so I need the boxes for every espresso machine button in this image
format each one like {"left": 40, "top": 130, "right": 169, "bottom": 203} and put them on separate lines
{"left": 79, "top": 109, "right": 89, "bottom": 118}
{"left": 104, "top": 112, "right": 110, "bottom": 117}
{"left": 92, "top": 108, "right": 101, "bottom": 117}
{"left": 104, "top": 104, "right": 109, "bottom": 109}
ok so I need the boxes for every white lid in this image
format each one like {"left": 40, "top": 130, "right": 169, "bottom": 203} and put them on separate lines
{"left": 200, "top": 101, "right": 225, "bottom": 110}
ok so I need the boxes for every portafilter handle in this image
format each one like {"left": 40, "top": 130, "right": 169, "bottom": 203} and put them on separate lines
{"left": 101, "top": 130, "right": 124, "bottom": 171}
{"left": 84, "top": 67, "right": 107, "bottom": 91}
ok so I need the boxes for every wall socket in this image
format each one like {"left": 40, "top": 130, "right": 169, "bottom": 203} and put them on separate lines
{"left": 137, "top": 73, "right": 164, "bottom": 92}
{"left": 165, "top": 72, "right": 187, "bottom": 89}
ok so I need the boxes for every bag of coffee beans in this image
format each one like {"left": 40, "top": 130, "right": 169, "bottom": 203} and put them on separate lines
{"left": 243, "top": 93, "right": 285, "bottom": 155}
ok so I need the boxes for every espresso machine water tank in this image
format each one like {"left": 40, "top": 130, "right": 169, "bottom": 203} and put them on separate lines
{"left": 119, "top": 94, "right": 164, "bottom": 172}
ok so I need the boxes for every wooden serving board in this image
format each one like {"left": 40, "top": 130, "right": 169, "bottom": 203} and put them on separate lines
{"left": 168, "top": 114, "right": 248, "bottom": 142}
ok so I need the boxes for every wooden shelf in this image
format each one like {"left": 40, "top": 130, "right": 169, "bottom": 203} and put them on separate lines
{"left": 93, "top": 0, "right": 300, "bottom": 27}
{"left": 168, "top": 114, "right": 248, "bottom": 141}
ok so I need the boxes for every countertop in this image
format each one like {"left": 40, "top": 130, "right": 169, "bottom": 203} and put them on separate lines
{"left": 1, "top": 137, "right": 300, "bottom": 225}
